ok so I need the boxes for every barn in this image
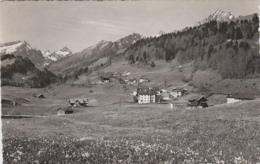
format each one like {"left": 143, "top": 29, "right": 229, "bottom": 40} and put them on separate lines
{"left": 227, "top": 93, "right": 255, "bottom": 103}
{"left": 188, "top": 96, "right": 208, "bottom": 108}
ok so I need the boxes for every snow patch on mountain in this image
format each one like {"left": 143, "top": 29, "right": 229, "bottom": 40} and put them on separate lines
{"left": 0, "top": 41, "right": 31, "bottom": 54}
{"left": 196, "top": 9, "right": 236, "bottom": 26}
{"left": 43, "top": 47, "right": 72, "bottom": 62}
{"left": 115, "top": 33, "right": 143, "bottom": 49}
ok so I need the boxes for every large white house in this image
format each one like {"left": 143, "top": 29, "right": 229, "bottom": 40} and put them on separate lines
{"left": 136, "top": 87, "right": 157, "bottom": 104}
{"left": 227, "top": 93, "right": 255, "bottom": 103}
{"left": 138, "top": 95, "right": 156, "bottom": 104}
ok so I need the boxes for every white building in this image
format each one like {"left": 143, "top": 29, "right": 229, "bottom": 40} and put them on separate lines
{"left": 136, "top": 87, "right": 157, "bottom": 104}
{"left": 170, "top": 88, "right": 186, "bottom": 98}
{"left": 138, "top": 95, "right": 156, "bottom": 104}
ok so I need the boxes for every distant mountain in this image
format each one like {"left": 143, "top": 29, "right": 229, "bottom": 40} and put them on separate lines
{"left": 0, "top": 41, "right": 45, "bottom": 67}
{"left": 47, "top": 33, "right": 143, "bottom": 75}
{"left": 42, "top": 50, "right": 51, "bottom": 58}
{"left": 1, "top": 54, "right": 58, "bottom": 88}
{"left": 115, "top": 33, "right": 143, "bottom": 49}
{"left": 43, "top": 47, "right": 72, "bottom": 65}
{"left": 196, "top": 9, "right": 235, "bottom": 26}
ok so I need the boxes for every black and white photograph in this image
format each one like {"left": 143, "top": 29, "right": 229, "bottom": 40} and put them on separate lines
{"left": 0, "top": 0, "right": 259, "bottom": 163}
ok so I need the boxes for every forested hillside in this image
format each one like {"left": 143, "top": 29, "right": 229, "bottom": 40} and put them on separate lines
{"left": 122, "top": 14, "right": 259, "bottom": 79}
{"left": 1, "top": 54, "right": 58, "bottom": 88}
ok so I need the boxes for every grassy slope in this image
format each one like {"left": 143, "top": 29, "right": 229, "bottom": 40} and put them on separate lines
{"left": 2, "top": 98, "right": 260, "bottom": 163}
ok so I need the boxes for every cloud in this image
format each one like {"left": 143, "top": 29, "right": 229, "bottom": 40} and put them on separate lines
{"left": 78, "top": 19, "right": 132, "bottom": 32}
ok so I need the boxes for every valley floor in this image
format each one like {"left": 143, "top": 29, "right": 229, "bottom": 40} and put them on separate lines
{"left": 1, "top": 85, "right": 260, "bottom": 163}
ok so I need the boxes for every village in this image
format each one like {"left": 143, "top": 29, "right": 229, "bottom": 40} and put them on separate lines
{"left": 49, "top": 69, "right": 256, "bottom": 115}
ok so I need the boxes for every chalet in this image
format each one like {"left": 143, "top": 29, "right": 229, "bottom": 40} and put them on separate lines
{"left": 36, "top": 94, "right": 45, "bottom": 99}
{"left": 188, "top": 96, "right": 208, "bottom": 108}
{"left": 136, "top": 87, "right": 157, "bottom": 104}
{"left": 101, "top": 77, "right": 110, "bottom": 83}
{"left": 161, "top": 92, "right": 170, "bottom": 101}
{"left": 56, "top": 106, "right": 74, "bottom": 115}
{"left": 139, "top": 78, "right": 150, "bottom": 83}
{"left": 121, "top": 71, "right": 131, "bottom": 77}
{"left": 2, "top": 99, "right": 16, "bottom": 106}
{"left": 113, "top": 72, "right": 121, "bottom": 77}
{"left": 127, "top": 78, "right": 138, "bottom": 84}
{"left": 227, "top": 93, "right": 255, "bottom": 103}
{"left": 170, "top": 88, "right": 187, "bottom": 98}
{"left": 76, "top": 99, "right": 88, "bottom": 107}
{"left": 69, "top": 99, "right": 76, "bottom": 106}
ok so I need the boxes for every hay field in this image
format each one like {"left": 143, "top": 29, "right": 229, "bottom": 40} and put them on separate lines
{"left": 2, "top": 84, "right": 260, "bottom": 163}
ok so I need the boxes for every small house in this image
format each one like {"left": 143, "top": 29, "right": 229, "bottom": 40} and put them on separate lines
{"left": 2, "top": 99, "right": 16, "bottom": 106}
{"left": 113, "top": 72, "right": 121, "bottom": 77}
{"left": 122, "top": 71, "right": 131, "bottom": 77}
{"left": 69, "top": 99, "right": 76, "bottom": 106}
{"left": 188, "top": 96, "right": 208, "bottom": 108}
{"left": 160, "top": 92, "right": 170, "bottom": 103}
{"left": 128, "top": 78, "right": 138, "bottom": 84}
{"left": 76, "top": 99, "right": 88, "bottom": 107}
{"left": 36, "top": 94, "right": 45, "bottom": 99}
{"left": 170, "top": 88, "right": 186, "bottom": 98}
{"left": 227, "top": 93, "right": 255, "bottom": 103}
{"left": 56, "top": 106, "right": 74, "bottom": 115}
{"left": 136, "top": 87, "right": 157, "bottom": 104}
{"left": 101, "top": 77, "right": 110, "bottom": 83}
{"left": 139, "top": 78, "right": 150, "bottom": 83}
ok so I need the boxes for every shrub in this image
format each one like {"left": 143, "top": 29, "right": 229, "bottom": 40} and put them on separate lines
{"left": 181, "top": 75, "right": 192, "bottom": 83}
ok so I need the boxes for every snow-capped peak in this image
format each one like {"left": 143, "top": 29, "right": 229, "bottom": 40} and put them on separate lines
{"left": 196, "top": 9, "right": 236, "bottom": 26}
{"left": 44, "top": 47, "right": 72, "bottom": 62}
{"left": 0, "top": 40, "right": 32, "bottom": 54}
{"left": 114, "top": 33, "right": 143, "bottom": 49}
{"left": 42, "top": 50, "right": 51, "bottom": 57}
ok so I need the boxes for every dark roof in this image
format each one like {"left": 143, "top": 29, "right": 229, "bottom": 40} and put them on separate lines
{"left": 56, "top": 106, "right": 73, "bottom": 112}
{"left": 188, "top": 96, "right": 208, "bottom": 102}
{"left": 227, "top": 93, "right": 255, "bottom": 100}
{"left": 172, "top": 88, "right": 186, "bottom": 92}
{"left": 137, "top": 87, "right": 158, "bottom": 95}
{"left": 37, "top": 94, "right": 45, "bottom": 98}
{"left": 101, "top": 77, "right": 110, "bottom": 80}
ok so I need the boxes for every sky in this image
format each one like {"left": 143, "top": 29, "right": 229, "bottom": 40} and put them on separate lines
{"left": 0, "top": 0, "right": 258, "bottom": 53}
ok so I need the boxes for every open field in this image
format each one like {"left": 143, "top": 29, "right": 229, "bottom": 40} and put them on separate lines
{"left": 2, "top": 84, "right": 260, "bottom": 163}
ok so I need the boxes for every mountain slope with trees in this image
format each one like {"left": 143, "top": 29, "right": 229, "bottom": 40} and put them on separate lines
{"left": 122, "top": 13, "right": 259, "bottom": 79}
{"left": 1, "top": 54, "right": 58, "bottom": 88}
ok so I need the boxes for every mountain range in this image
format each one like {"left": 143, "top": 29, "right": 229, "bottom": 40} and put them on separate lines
{"left": 42, "top": 47, "right": 72, "bottom": 65}
{"left": 1, "top": 10, "right": 259, "bottom": 88}
{"left": 46, "top": 33, "right": 143, "bottom": 75}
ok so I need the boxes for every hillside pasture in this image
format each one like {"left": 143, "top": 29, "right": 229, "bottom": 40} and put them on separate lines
{"left": 2, "top": 98, "right": 260, "bottom": 163}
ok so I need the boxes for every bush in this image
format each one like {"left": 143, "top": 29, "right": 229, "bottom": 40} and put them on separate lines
{"left": 181, "top": 75, "right": 192, "bottom": 83}
{"left": 150, "top": 62, "right": 156, "bottom": 67}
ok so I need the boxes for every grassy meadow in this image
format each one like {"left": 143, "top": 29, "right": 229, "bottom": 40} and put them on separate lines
{"left": 2, "top": 84, "right": 260, "bottom": 163}
{"left": 1, "top": 60, "right": 260, "bottom": 163}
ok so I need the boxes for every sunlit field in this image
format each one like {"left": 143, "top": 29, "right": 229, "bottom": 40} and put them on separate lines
{"left": 2, "top": 99, "right": 260, "bottom": 163}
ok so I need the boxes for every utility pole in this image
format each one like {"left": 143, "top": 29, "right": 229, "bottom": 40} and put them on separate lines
{"left": 119, "top": 97, "right": 121, "bottom": 108}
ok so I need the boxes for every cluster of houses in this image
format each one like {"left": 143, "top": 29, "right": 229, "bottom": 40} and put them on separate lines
{"left": 100, "top": 71, "right": 151, "bottom": 85}
{"left": 68, "top": 98, "right": 89, "bottom": 107}
{"left": 133, "top": 86, "right": 256, "bottom": 108}
{"left": 133, "top": 86, "right": 188, "bottom": 104}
